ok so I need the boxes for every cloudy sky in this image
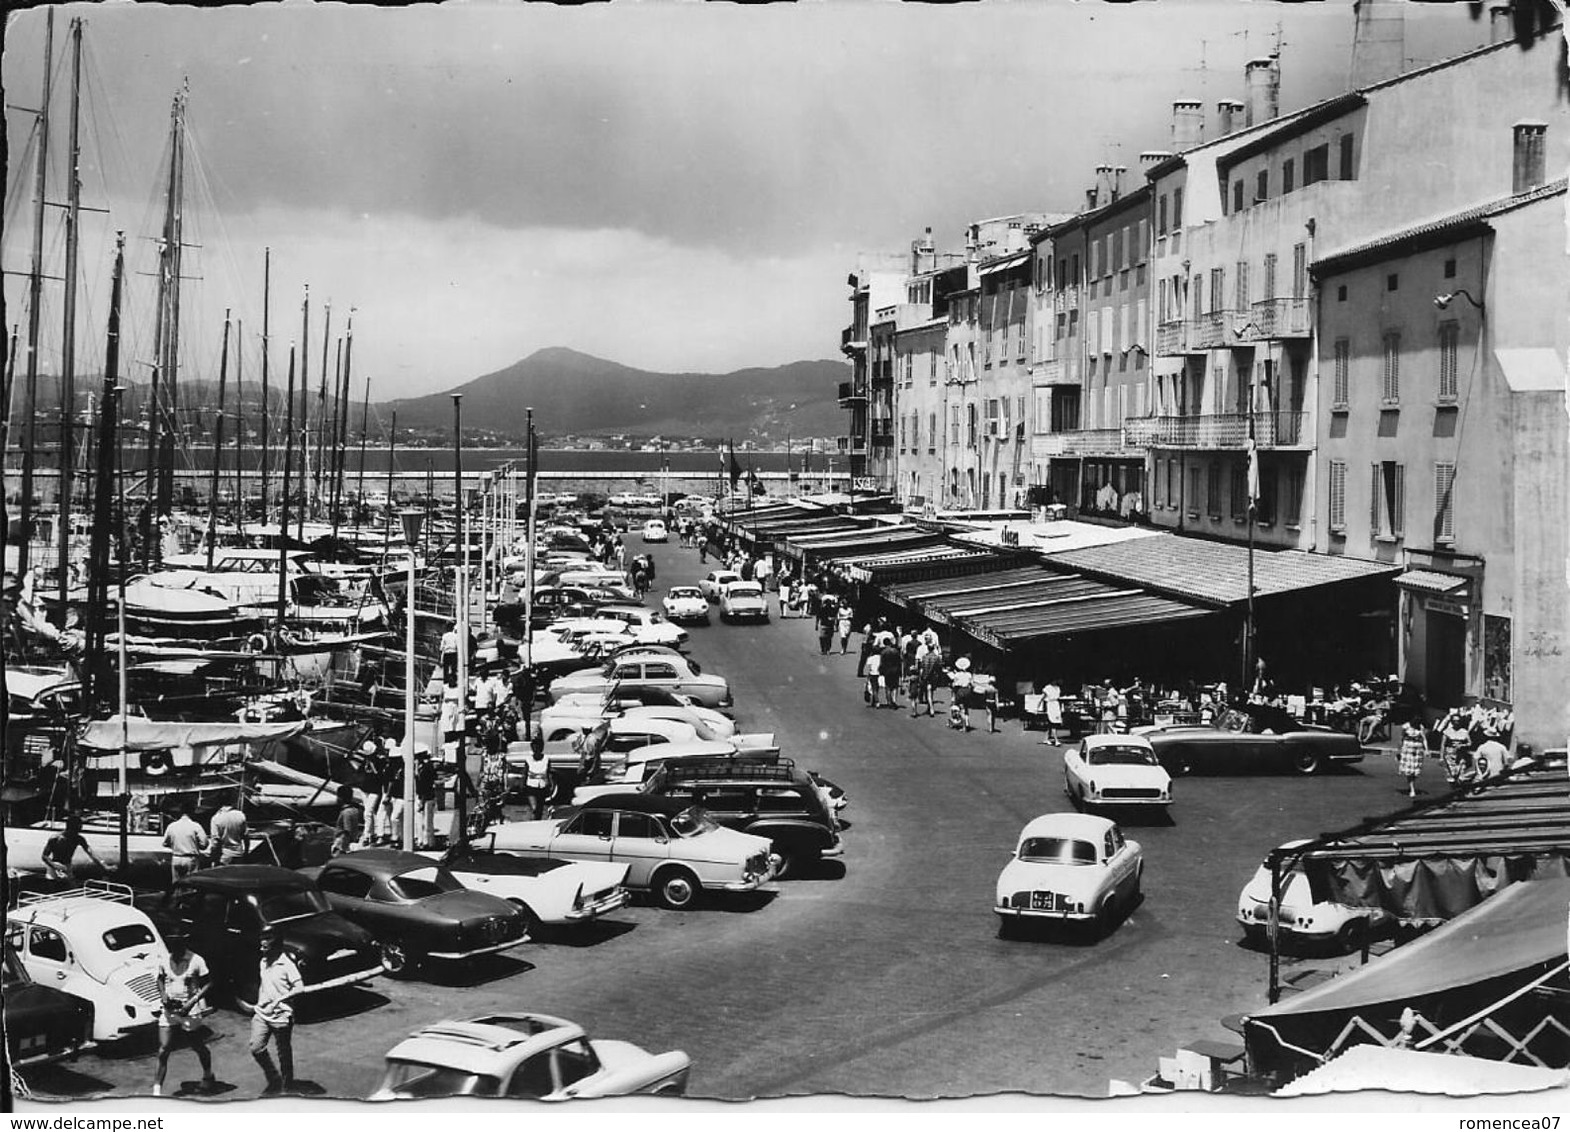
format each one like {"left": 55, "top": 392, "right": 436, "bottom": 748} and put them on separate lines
{"left": 3, "top": 1, "right": 1491, "bottom": 401}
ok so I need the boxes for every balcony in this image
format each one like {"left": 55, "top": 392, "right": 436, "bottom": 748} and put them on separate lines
{"left": 1031, "top": 428, "right": 1126, "bottom": 458}
{"left": 1189, "top": 310, "right": 1241, "bottom": 351}
{"left": 837, "top": 435, "right": 869, "bottom": 454}
{"left": 1244, "top": 296, "right": 1312, "bottom": 340}
{"left": 1155, "top": 320, "right": 1197, "bottom": 357}
{"left": 1129, "top": 411, "right": 1309, "bottom": 449}
{"left": 1035, "top": 360, "right": 1078, "bottom": 386}
{"left": 841, "top": 327, "right": 866, "bottom": 353}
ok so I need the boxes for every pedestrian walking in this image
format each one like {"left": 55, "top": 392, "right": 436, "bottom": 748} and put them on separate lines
{"left": 521, "top": 730, "right": 552, "bottom": 820}
{"left": 439, "top": 623, "right": 459, "bottom": 686}
{"left": 836, "top": 607, "right": 853, "bottom": 654}
{"left": 250, "top": 928, "right": 301, "bottom": 1096}
{"left": 914, "top": 647, "right": 941, "bottom": 717}
{"left": 973, "top": 669, "right": 1000, "bottom": 733}
{"left": 879, "top": 639, "right": 902, "bottom": 709}
{"left": 381, "top": 746, "right": 407, "bottom": 848}
{"left": 948, "top": 657, "right": 975, "bottom": 731}
{"left": 511, "top": 667, "right": 537, "bottom": 739}
{"left": 816, "top": 602, "right": 836, "bottom": 656}
{"left": 414, "top": 752, "right": 439, "bottom": 849}
{"left": 331, "top": 786, "right": 363, "bottom": 855}
{"left": 1040, "top": 679, "right": 1064, "bottom": 745}
{"left": 152, "top": 933, "right": 218, "bottom": 1097}
{"left": 778, "top": 578, "right": 793, "bottom": 617}
{"left": 209, "top": 795, "right": 249, "bottom": 865}
{"left": 864, "top": 649, "right": 882, "bottom": 708}
{"left": 42, "top": 815, "right": 105, "bottom": 882}
{"left": 162, "top": 803, "right": 210, "bottom": 886}
{"left": 1397, "top": 720, "right": 1427, "bottom": 798}
{"left": 1438, "top": 708, "right": 1474, "bottom": 785}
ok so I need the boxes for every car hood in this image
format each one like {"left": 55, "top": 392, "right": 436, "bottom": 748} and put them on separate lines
{"left": 275, "top": 911, "right": 380, "bottom": 959}
{"left": 996, "top": 860, "right": 1109, "bottom": 898}
{"left": 414, "top": 889, "right": 521, "bottom": 921}
{"left": 680, "top": 825, "right": 774, "bottom": 863}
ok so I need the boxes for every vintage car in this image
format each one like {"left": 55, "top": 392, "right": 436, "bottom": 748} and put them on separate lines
{"left": 994, "top": 813, "right": 1143, "bottom": 937}
{"left": 661, "top": 585, "right": 710, "bottom": 625}
{"left": 540, "top": 697, "right": 740, "bottom": 743}
{"left": 697, "top": 569, "right": 742, "bottom": 601}
{"left": 1136, "top": 705, "right": 1364, "bottom": 776}
{"left": 592, "top": 604, "right": 688, "bottom": 648}
{"left": 431, "top": 836, "right": 630, "bottom": 932}
{"left": 1235, "top": 840, "right": 1397, "bottom": 951}
{"left": 488, "top": 794, "right": 778, "bottom": 909}
{"left": 371, "top": 1012, "right": 690, "bottom": 1100}
{"left": 718, "top": 581, "right": 769, "bottom": 623}
{"left": 1063, "top": 734, "right": 1172, "bottom": 812}
{"left": 3, "top": 940, "right": 94, "bottom": 1067}
{"left": 301, "top": 850, "right": 530, "bottom": 975}
{"left": 504, "top": 717, "right": 701, "bottom": 796}
{"left": 548, "top": 653, "right": 733, "bottom": 711}
{"left": 644, "top": 758, "right": 842, "bottom": 879}
{"left": 6, "top": 881, "right": 168, "bottom": 1041}
{"left": 570, "top": 740, "right": 780, "bottom": 805}
{"left": 641, "top": 519, "right": 669, "bottom": 543}
{"left": 149, "top": 865, "right": 383, "bottom": 1010}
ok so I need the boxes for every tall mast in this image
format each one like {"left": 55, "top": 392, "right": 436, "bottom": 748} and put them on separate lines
{"left": 146, "top": 84, "right": 186, "bottom": 553}
{"left": 19, "top": 8, "right": 55, "bottom": 581}
{"left": 277, "top": 343, "right": 296, "bottom": 626}
{"left": 331, "top": 312, "right": 354, "bottom": 545}
{"left": 297, "top": 285, "right": 308, "bottom": 542}
{"left": 161, "top": 83, "right": 187, "bottom": 517}
{"left": 355, "top": 374, "right": 370, "bottom": 516}
{"left": 260, "top": 247, "right": 270, "bottom": 522}
{"left": 204, "top": 309, "right": 230, "bottom": 570}
{"left": 328, "top": 336, "right": 343, "bottom": 544}
{"left": 83, "top": 232, "right": 125, "bottom": 709}
{"left": 57, "top": 16, "right": 83, "bottom": 614}
{"left": 313, "top": 300, "right": 330, "bottom": 520}
{"left": 234, "top": 317, "right": 245, "bottom": 541}
{"left": 2, "top": 326, "right": 19, "bottom": 464}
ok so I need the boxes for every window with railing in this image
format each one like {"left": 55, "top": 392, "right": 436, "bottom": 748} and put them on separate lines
{"left": 1329, "top": 460, "right": 1347, "bottom": 533}
{"left": 1435, "top": 462, "right": 1456, "bottom": 542}
{"left": 1262, "top": 253, "right": 1277, "bottom": 302}
{"left": 1439, "top": 321, "right": 1459, "bottom": 401}
{"left": 1382, "top": 332, "right": 1401, "bottom": 404}
{"left": 1333, "top": 339, "right": 1350, "bottom": 407}
{"left": 1371, "top": 460, "right": 1405, "bottom": 540}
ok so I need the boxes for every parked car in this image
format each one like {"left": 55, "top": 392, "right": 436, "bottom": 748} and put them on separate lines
{"left": 505, "top": 717, "right": 702, "bottom": 795}
{"left": 662, "top": 585, "right": 710, "bottom": 625}
{"left": 431, "top": 835, "right": 630, "bottom": 932}
{"left": 548, "top": 654, "right": 733, "bottom": 711}
{"left": 570, "top": 740, "right": 780, "bottom": 804}
{"left": 1137, "top": 705, "right": 1364, "bottom": 776}
{"left": 540, "top": 696, "right": 739, "bottom": 744}
{"left": 641, "top": 758, "right": 842, "bottom": 879}
{"left": 3, "top": 941, "right": 94, "bottom": 1067}
{"left": 148, "top": 865, "right": 383, "bottom": 1010}
{"left": 718, "top": 581, "right": 769, "bottom": 623}
{"left": 487, "top": 794, "right": 778, "bottom": 909}
{"left": 1235, "top": 840, "right": 1397, "bottom": 951}
{"left": 697, "top": 570, "right": 742, "bottom": 601}
{"left": 6, "top": 881, "right": 168, "bottom": 1041}
{"left": 593, "top": 605, "right": 688, "bottom": 648}
{"left": 641, "top": 519, "right": 669, "bottom": 543}
{"left": 370, "top": 1012, "right": 691, "bottom": 1100}
{"left": 994, "top": 813, "right": 1143, "bottom": 938}
{"left": 301, "top": 850, "right": 530, "bottom": 975}
{"left": 1063, "top": 733, "right": 1172, "bottom": 812}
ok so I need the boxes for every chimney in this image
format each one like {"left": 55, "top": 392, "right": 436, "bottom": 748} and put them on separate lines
{"left": 1140, "top": 150, "right": 1174, "bottom": 170}
{"left": 1171, "top": 100, "right": 1204, "bottom": 150}
{"left": 1111, "top": 165, "right": 1128, "bottom": 201}
{"left": 1217, "top": 99, "right": 1245, "bottom": 137}
{"left": 1245, "top": 58, "right": 1280, "bottom": 127}
{"left": 1513, "top": 121, "right": 1547, "bottom": 192}
{"left": 1349, "top": 0, "right": 1407, "bottom": 88}
{"left": 1085, "top": 187, "right": 1099, "bottom": 211}
{"left": 911, "top": 226, "right": 936, "bottom": 274}
{"left": 1490, "top": 3, "right": 1514, "bottom": 44}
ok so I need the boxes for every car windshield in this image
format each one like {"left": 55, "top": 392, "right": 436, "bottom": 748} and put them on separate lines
{"left": 102, "top": 923, "right": 158, "bottom": 952}
{"left": 1087, "top": 745, "right": 1158, "bottom": 767}
{"left": 380, "top": 1061, "right": 500, "bottom": 1099}
{"left": 1218, "top": 709, "right": 1255, "bottom": 734}
{"left": 1018, "top": 837, "right": 1098, "bottom": 865}
{"left": 669, "top": 588, "right": 700, "bottom": 600}
{"left": 389, "top": 865, "right": 464, "bottom": 901}
{"left": 668, "top": 806, "right": 721, "bottom": 838}
{"left": 729, "top": 584, "right": 761, "bottom": 597}
{"left": 256, "top": 887, "right": 332, "bottom": 924}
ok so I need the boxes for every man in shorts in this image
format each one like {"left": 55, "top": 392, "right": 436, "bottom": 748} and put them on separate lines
{"left": 153, "top": 933, "right": 218, "bottom": 1096}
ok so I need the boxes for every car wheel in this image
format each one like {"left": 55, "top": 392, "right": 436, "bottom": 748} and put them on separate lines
{"left": 507, "top": 899, "right": 543, "bottom": 939}
{"left": 1096, "top": 897, "right": 1116, "bottom": 937}
{"left": 1130, "top": 862, "right": 1144, "bottom": 908}
{"left": 653, "top": 866, "right": 701, "bottom": 910}
{"left": 1334, "top": 919, "right": 1367, "bottom": 953}
{"left": 379, "top": 940, "right": 412, "bottom": 976}
{"left": 996, "top": 916, "right": 1018, "bottom": 940}
{"left": 1292, "top": 750, "right": 1322, "bottom": 776}
{"left": 1241, "top": 923, "right": 1267, "bottom": 948}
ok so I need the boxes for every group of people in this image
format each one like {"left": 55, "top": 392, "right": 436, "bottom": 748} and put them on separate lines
{"left": 331, "top": 732, "right": 441, "bottom": 854}
{"left": 1399, "top": 705, "right": 1519, "bottom": 796}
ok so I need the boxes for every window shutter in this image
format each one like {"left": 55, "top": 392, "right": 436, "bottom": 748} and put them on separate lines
{"left": 1370, "top": 464, "right": 1382, "bottom": 534}
{"left": 1393, "top": 463, "right": 1405, "bottom": 537}
{"left": 1435, "top": 462, "right": 1456, "bottom": 541}
{"left": 1329, "top": 461, "right": 1346, "bottom": 530}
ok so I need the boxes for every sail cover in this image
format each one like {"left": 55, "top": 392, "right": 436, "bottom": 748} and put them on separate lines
{"left": 78, "top": 717, "right": 306, "bottom": 751}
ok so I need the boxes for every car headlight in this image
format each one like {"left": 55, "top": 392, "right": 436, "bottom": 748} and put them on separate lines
{"left": 1087, "top": 781, "right": 1098, "bottom": 798}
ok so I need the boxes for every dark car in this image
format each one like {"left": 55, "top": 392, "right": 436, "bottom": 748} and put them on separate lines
{"left": 3, "top": 942, "right": 93, "bottom": 1068}
{"left": 301, "top": 849, "right": 529, "bottom": 975}
{"left": 642, "top": 758, "right": 843, "bottom": 879}
{"left": 147, "top": 865, "right": 383, "bottom": 1011}
{"left": 1140, "top": 705, "right": 1364, "bottom": 776}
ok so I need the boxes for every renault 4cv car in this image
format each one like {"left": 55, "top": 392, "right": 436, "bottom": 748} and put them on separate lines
{"left": 371, "top": 1012, "right": 690, "bottom": 1100}
{"left": 301, "top": 849, "right": 529, "bottom": 975}
{"left": 148, "top": 865, "right": 383, "bottom": 1010}
{"left": 994, "top": 813, "right": 1143, "bottom": 939}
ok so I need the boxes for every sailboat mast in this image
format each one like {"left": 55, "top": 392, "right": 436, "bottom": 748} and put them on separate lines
{"left": 160, "top": 84, "right": 187, "bottom": 519}
{"left": 145, "top": 86, "right": 185, "bottom": 553}
{"left": 260, "top": 247, "right": 270, "bottom": 522}
{"left": 84, "top": 232, "right": 125, "bottom": 710}
{"left": 2, "top": 326, "right": 18, "bottom": 464}
{"left": 277, "top": 343, "right": 296, "bottom": 627}
{"left": 356, "top": 375, "right": 370, "bottom": 514}
{"left": 204, "top": 309, "right": 230, "bottom": 570}
{"left": 19, "top": 8, "right": 54, "bottom": 582}
{"left": 57, "top": 16, "right": 83, "bottom": 614}
{"left": 297, "top": 285, "right": 308, "bottom": 542}
{"left": 234, "top": 317, "right": 245, "bottom": 541}
{"left": 313, "top": 301, "right": 330, "bottom": 519}
{"left": 328, "top": 337, "right": 343, "bottom": 544}
{"left": 335, "top": 314, "right": 354, "bottom": 531}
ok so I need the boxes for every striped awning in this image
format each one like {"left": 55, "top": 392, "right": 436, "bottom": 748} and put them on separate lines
{"left": 1395, "top": 569, "right": 1471, "bottom": 596}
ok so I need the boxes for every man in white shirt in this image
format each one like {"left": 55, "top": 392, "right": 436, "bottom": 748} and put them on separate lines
{"left": 162, "top": 803, "right": 210, "bottom": 886}
{"left": 208, "top": 798, "right": 249, "bottom": 865}
{"left": 250, "top": 928, "right": 302, "bottom": 1096}
{"left": 153, "top": 933, "right": 217, "bottom": 1096}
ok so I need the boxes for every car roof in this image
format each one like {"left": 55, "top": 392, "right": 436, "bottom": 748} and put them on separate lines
{"left": 580, "top": 793, "right": 690, "bottom": 816}
{"left": 321, "top": 849, "right": 437, "bottom": 878}
{"left": 385, "top": 1014, "right": 585, "bottom": 1076}
{"left": 1018, "top": 812, "right": 1118, "bottom": 841}
{"left": 1082, "top": 732, "right": 1155, "bottom": 749}
{"left": 180, "top": 864, "right": 318, "bottom": 893}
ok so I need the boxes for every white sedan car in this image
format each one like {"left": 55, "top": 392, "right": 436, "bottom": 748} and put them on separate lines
{"left": 429, "top": 835, "right": 631, "bottom": 932}
{"left": 371, "top": 1012, "right": 690, "bottom": 1100}
{"left": 593, "top": 605, "right": 688, "bottom": 648}
{"left": 1062, "top": 734, "right": 1172, "bottom": 812}
{"left": 641, "top": 519, "right": 669, "bottom": 543}
{"left": 1236, "top": 839, "right": 1396, "bottom": 951}
{"left": 719, "top": 581, "right": 769, "bottom": 623}
{"left": 662, "top": 586, "right": 710, "bottom": 625}
{"left": 697, "top": 570, "right": 742, "bottom": 601}
{"left": 995, "top": 812, "right": 1142, "bottom": 938}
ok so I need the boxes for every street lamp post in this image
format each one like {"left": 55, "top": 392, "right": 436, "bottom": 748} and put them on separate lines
{"left": 399, "top": 508, "right": 424, "bottom": 852}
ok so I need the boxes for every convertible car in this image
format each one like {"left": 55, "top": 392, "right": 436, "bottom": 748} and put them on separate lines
{"left": 1136, "top": 705, "right": 1364, "bottom": 776}
{"left": 370, "top": 1012, "right": 690, "bottom": 1100}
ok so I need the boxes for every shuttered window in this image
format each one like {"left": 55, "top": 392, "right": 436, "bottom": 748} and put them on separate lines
{"left": 1435, "top": 462, "right": 1456, "bottom": 542}
{"left": 1207, "top": 462, "right": 1222, "bottom": 518}
{"left": 1262, "top": 253, "right": 1277, "bottom": 302}
{"left": 1329, "top": 460, "right": 1347, "bottom": 532}
{"left": 1382, "top": 332, "right": 1401, "bottom": 403}
{"left": 1372, "top": 461, "right": 1405, "bottom": 539}
{"left": 1333, "top": 339, "right": 1350, "bottom": 406}
{"left": 1439, "top": 321, "right": 1459, "bottom": 401}
{"left": 1209, "top": 268, "right": 1225, "bottom": 313}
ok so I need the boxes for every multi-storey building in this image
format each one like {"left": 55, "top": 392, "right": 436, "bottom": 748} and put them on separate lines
{"left": 895, "top": 259, "right": 968, "bottom": 510}
{"left": 839, "top": 260, "right": 906, "bottom": 486}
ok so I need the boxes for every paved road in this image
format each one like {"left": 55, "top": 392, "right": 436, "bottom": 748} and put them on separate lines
{"left": 26, "top": 535, "right": 1431, "bottom": 1103}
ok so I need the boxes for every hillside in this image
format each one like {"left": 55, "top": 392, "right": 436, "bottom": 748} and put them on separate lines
{"left": 385, "top": 347, "right": 850, "bottom": 441}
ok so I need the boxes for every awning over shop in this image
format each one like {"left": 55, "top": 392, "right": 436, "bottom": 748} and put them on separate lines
{"left": 1046, "top": 534, "right": 1401, "bottom": 607}
{"left": 837, "top": 545, "right": 1008, "bottom": 585}
{"left": 1395, "top": 569, "right": 1472, "bottom": 596}
{"left": 1273, "top": 1044, "right": 1570, "bottom": 1098}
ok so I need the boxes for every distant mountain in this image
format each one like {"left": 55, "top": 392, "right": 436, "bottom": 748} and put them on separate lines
{"left": 384, "top": 348, "right": 850, "bottom": 442}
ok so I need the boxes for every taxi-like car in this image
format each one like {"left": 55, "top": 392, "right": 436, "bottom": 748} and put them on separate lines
{"left": 487, "top": 795, "right": 777, "bottom": 910}
{"left": 718, "top": 581, "right": 769, "bottom": 623}
{"left": 995, "top": 813, "right": 1143, "bottom": 938}
{"left": 6, "top": 882, "right": 167, "bottom": 1041}
{"left": 370, "top": 1012, "right": 690, "bottom": 1100}
{"left": 661, "top": 585, "right": 710, "bottom": 625}
{"left": 1063, "top": 734, "right": 1172, "bottom": 812}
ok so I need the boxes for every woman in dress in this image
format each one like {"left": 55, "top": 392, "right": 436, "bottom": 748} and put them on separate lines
{"left": 1397, "top": 720, "right": 1427, "bottom": 798}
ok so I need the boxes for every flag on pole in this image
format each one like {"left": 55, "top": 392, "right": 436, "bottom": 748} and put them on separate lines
{"left": 728, "top": 440, "right": 742, "bottom": 489}
{"left": 1246, "top": 436, "right": 1260, "bottom": 504}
